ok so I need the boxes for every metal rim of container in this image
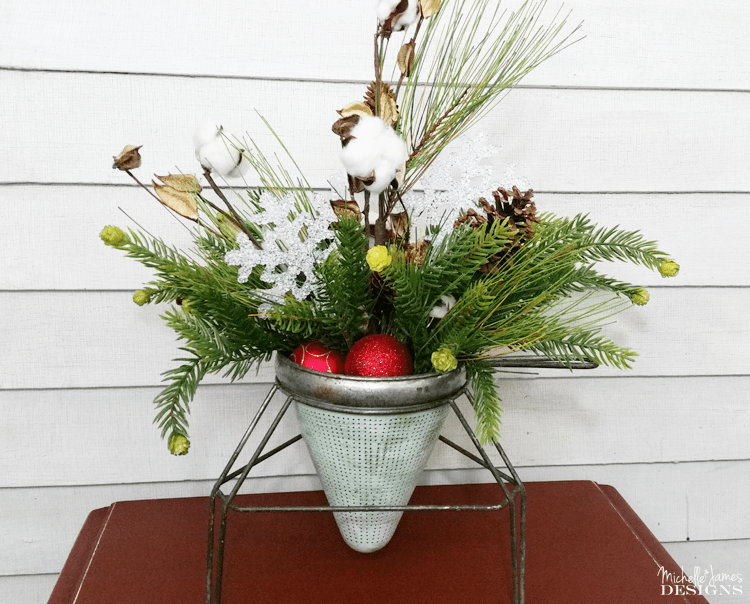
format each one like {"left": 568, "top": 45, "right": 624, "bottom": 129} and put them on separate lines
{"left": 274, "top": 354, "right": 467, "bottom": 414}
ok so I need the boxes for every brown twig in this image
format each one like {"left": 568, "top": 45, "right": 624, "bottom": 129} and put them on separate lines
{"left": 374, "top": 30, "right": 383, "bottom": 115}
{"left": 125, "top": 169, "right": 162, "bottom": 204}
{"left": 202, "top": 168, "right": 262, "bottom": 249}
{"left": 363, "top": 190, "right": 371, "bottom": 242}
{"left": 374, "top": 192, "right": 390, "bottom": 246}
{"left": 195, "top": 219, "right": 226, "bottom": 240}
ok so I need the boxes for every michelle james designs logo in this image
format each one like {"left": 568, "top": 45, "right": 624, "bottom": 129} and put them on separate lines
{"left": 658, "top": 564, "right": 743, "bottom": 597}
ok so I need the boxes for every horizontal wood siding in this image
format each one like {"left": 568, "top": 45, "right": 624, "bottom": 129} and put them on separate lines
{"left": 2, "top": 288, "right": 747, "bottom": 391}
{"left": 2, "top": 376, "right": 749, "bottom": 488}
{"left": 1, "top": 73, "right": 748, "bottom": 192}
{"left": 0, "top": 0, "right": 748, "bottom": 600}
{"left": 3, "top": 188, "right": 747, "bottom": 289}
{"left": 663, "top": 540, "right": 750, "bottom": 604}
{"left": 0, "top": 575, "right": 58, "bottom": 604}
{"left": 0, "top": 0, "right": 748, "bottom": 90}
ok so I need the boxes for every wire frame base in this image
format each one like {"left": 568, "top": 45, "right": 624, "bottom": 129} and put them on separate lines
{"left": 206, "top": 383, "right": 526, "bottom": 604}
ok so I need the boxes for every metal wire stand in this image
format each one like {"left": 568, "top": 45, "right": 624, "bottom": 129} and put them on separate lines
{"left": 206, "top": 381, "right": 528, "bottom": 604}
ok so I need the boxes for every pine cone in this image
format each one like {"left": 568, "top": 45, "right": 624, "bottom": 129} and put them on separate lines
{"left": 492, "top": 186, "right": 538, "bottom": 240}
{"left": 454, "top": 187, "right": 538, "bottom": 273}
{"left": 404, "top": 239, "right": 430, "bottom": 266}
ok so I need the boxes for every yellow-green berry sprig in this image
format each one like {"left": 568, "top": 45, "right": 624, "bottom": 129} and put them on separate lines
{"left": 659, "top": 259, "right": 680, "bottom": 278}
{"left": 630, "top": 288, "right": 650, "bottom": 306}
{"left": 99, "top": 225, "right": 129, "bottom": 248}
{"left": 180, "top": 299, "right": 193, "bottom": 315}
{"left": 133, "top": 289, "right": 152, "bottom": 306}
{"left": 431, "top": 347, "right": 458, "bottom": 373}
{"left": 168, "top": 433, "right": 190, "bottom": 456}
{"left": 366, "top": 245, "right": 392, "bottom": 272}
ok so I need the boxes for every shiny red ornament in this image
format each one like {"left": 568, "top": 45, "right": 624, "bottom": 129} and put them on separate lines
{"left": 344, "top": 334, "right": 413, "bottom": 377}
{"left": 290, "top": 340, "right": 346, "bottom": 374}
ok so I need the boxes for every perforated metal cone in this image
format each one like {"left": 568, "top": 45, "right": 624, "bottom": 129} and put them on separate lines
{"left": 295, "top": 401, "right": 450, "bottom": 553}
{"left": 276, "top": 355, "right": 465, "bottom": 552}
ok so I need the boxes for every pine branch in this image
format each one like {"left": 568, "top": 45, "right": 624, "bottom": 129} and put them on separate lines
{"left": 554, "top": 264, "right": 641, "bottom": 298}
{"left": 466, "top": 360, "right": 503, "bottom": 444}
{"left": 268, "top": 298, "right": 320, "bottom": 339}
{"left": 531, "top": 331, "right": 637, "bottom": 370}
{"left": 399, "top": 0, "right": 580, "bottom": 192}
{"left": 153, "top": 354, "right": 204, "bottom": 439}
{"left": 577, "top": 224, "right": 670, "bottom": 271}
{"left": 314, "top": 217, "right": 374, "bottom": 349}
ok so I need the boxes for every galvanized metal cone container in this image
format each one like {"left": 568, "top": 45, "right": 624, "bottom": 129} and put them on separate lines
{"left": 275, "top": 355, "right": 466, "bottom": 553}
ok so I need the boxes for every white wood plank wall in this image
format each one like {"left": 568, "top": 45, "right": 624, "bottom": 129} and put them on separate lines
{"left": 1, "top": 1, "right": 749, "bottom": 601}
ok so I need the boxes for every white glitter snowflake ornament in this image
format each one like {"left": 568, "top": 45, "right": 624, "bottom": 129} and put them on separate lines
{"left": 224, "top": 191, "right": 338, "bottom": 305}
{"left": 403, "top": 132, "right": 529, "bottom": 245}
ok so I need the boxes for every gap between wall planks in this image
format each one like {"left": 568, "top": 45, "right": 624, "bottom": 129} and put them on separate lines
{"left": 0, "top": 574, "right": 59, "bottom": 604}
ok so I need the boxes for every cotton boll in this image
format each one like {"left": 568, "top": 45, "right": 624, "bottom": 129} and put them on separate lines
{"left": 354, "top": 114, "right": 388, "bottom": 139}
{"left": 197, "top": 138, "right": 242, "bottom": 177}
{"left": 339, "top": 116, "right": 384, "bottom": 177}
{"left": 370, "top": 161, "right": 396, "bottom": 194}
{"left": 341, "top": 137, "right": 380, "bottom": 177}
{"left": 429, "top": 295, "right": 456, "bottom": 319}
{"left": 367, "top": 126, "right": 408, "bottom": 193}
{"left": 382, "top": 129, "right": 409, "bottom": 164}
{"left": 340, "top": 116, "right": 407, "bottom": 194}
{"left": 193, "top": 120, "right": 221, "bottom": 151}
{"left": 376, "top": 0, "right": 419, "bottom": 30}
{"left": 193, "top": 120, "right": 243, "bottom": 177}
{"left": 393, "top": 0, "right": 419, "bottom": 30}
{"left": 227, "top": 156, "right": 249, "bottom": 178}
{"left": 376, "top": 0, "right": 400, "bottom": 21}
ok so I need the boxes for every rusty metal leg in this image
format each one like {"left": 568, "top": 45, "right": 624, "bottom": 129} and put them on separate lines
{"left": 450, "top": 391, "right": 525, "bottom": 604}
{"left": 207, "top": 384, "right": 288, "bottom": 604}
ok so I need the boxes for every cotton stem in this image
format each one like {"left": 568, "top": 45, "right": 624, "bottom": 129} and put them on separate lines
{"left": 202, "top": 168, "right": 262, "bottom": 249}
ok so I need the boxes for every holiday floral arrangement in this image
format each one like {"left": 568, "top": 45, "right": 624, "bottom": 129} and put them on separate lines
{"left": 102, "top": 0, "right": 678, "bottom": 455}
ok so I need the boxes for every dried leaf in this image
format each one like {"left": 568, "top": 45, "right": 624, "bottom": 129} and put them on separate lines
{"left": 332, "top": 114, "right": 360, "bottom": 140}
{"left": 364, "top": 82, "right": 399, "bottom": 126}
{"left": 379, "top": 95, "right": 399, "bottom": 127}
{"left": 389, "top": 211, "right": 409, "bottom": 240}
{"left": 397, "top": 41, "right": 416, "bottom": 77}
{"left": 112, "top": 145, "right": 142, "bottom": 170}
{"left": 338, "top": 101, "right": 374, "bottom": 119}
{"left": 331, "top": 199, "right": 362, "bottom": 221}
{"left": 153, "top": 177, "right": 199, "bottom": 220}
{"left": 154, "top": 174, "right": 202, "bottom": 194}
{"left": 419, "top": 0, "right": 442, "bottom": 18}
{"left": 348, "top": 174, "right": 366, "bottom": 194}
{"left": 382, "top": 0, "right": 410, "bottom": 35}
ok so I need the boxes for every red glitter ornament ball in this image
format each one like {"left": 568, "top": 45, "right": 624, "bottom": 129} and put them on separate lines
{"left": 290, "top": 341, "right": 345, "bottom": 374}
{"left": 344, "top": 334, "right": 413, "bottom": 377}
